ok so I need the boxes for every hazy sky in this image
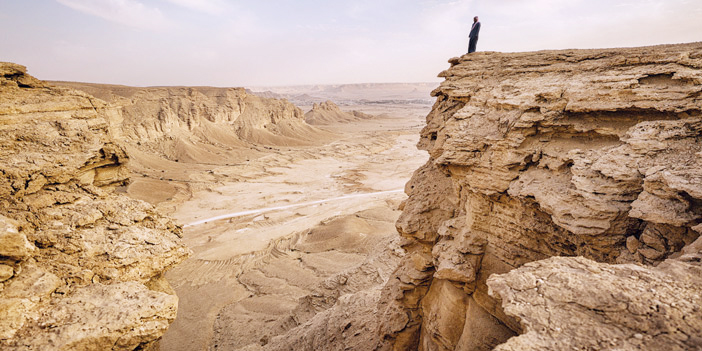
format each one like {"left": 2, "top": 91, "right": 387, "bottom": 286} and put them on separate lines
{"left": 1, "top": 0, "right": 700, "bottom": 86}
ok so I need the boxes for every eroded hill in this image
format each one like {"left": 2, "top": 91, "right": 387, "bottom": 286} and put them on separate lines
{"left": 51, "top": 81, "right": 335, "bottom": 163}
{"left": 304, "top": 100, "right": 373, "bottom": 125}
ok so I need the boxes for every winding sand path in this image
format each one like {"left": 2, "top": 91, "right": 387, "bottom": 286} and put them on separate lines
{"left": 184, "top": 189, "right": 404, "bottom": 227}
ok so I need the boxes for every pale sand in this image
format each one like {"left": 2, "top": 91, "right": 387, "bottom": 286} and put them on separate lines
{"left": 127, "top": 103, "right": 431, "bottom": 350}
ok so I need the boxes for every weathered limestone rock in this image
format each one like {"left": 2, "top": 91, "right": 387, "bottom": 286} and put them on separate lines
{"left": 16, "top": 282, "right": 178, "bottom": 351}
{"left": 487, "top": 251, "right": 702, "bottom": 351}
{"left": 0, "top": 63, "right": 189, "bottom": 349}
{"left": 0, "top": 216, "right": 34, "bottom": 259}
{"left": 381, "top": 43, "right": 702, "bottom": 350}
{"left": 0, "top": 298, "right": 34, "bottom": 339}
{"left": 0, "top": 264, "right": 13, "bottom": 282}
{"left": 419, "top": 279, "right": 468, "bottom": 351}
{"left": 2, "top": 264, "right": 62, "bottom": 299}
{"left": 259, "top": 289, "right": 387, "bottom": 351}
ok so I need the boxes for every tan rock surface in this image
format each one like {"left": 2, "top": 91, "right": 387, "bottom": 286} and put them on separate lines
{"left": 0, "top": 216, "right": 34, "bottom": 259}
{"left": 0, "top": 63, "right": 189, "bottom": 350}
{"left": 0, "top": 264, "right": 13, "bottom": 282}
{"left": 487, "top": 251, "right": 702, "bottom": 351}
{"left": 381, "top": 43, "right": 702, "bottom": 350}
{"left": 15, "top": 282, "right": 178, "bottom": 351}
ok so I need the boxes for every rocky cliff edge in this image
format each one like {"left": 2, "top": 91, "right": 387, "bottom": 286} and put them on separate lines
{"left": 381, "top": 43, "right": 702, "bottom": 350}
{"left": 0, "top": 63, "right": 190, "bottom": 350}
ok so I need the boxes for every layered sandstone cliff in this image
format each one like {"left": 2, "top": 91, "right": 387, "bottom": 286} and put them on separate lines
{"left": 0, "top": 63, "right": 190, "bottom": 350}
{"left": 379, "top": 43, "right": 702, "bottom": 350}
{"left": 53, "top": 82, "right": 334, "bottom": 165}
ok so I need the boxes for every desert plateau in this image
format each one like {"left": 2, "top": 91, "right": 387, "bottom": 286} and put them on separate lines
{"left": 2, "top": 2, "right": 702, "bottom": 350}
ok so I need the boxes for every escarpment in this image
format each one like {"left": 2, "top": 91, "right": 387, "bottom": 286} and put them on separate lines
{"left": 381, "top": 43, "right": 702, "bottom": 350}
{"left": 0, "top": 63, "right": 190, "bottom": 350}
{"left": 53, "top": 82, "right": 335, "bottom": 165}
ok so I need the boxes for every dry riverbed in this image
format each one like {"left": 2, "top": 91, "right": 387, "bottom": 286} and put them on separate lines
{"left": 129, "top": 105, "right": 430, "bottom": 350}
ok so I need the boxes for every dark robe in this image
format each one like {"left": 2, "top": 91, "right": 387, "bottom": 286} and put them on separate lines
{"left": 468, "top": 21, "right": 481, "bottom": 53}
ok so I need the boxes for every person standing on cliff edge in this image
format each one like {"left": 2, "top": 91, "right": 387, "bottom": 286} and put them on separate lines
{"left": 468, "top": 16, "right": 481, "bottom": 53}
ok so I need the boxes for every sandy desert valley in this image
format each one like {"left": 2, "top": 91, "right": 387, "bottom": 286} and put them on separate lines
{"left": 47, "top": 80, "right": 435, "bottom": 350}
{"left": 142, "top": 86, "right": 435, "bottom": 350}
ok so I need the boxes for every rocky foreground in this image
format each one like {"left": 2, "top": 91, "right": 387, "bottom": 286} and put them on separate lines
{"left": 0, "top": 63, "right": 191, "bottom": 350}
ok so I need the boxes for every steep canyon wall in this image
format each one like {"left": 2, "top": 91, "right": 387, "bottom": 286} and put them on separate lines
{"left": 382, "top": 43, "right": 702, "bottom": 350}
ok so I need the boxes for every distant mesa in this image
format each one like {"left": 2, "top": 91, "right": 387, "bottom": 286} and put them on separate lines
{"left": 244, "top": 89, "right": 284, "bottom": 99}
{"left": 247, "top": 83, "right": 437, "bottom": 107}
{"left": 304, "top": 100, "right": 373, "bottom": 125}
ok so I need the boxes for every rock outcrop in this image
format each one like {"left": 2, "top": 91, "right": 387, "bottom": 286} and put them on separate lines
{"left": 380, "top": 43, "right": 702, "bottom": 350}
{"left": 0, "top": 63, "right": 189, "bottom": 350}
{"left": 304, "top": 100, "right": 373, "bottom": 125}
{"left": 487, "top": 245, "right": 702, "bottom": 351}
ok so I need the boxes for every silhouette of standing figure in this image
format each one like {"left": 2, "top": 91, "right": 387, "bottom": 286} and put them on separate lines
{"left": 468, "top": 16, "right": 481, "bottom": 53}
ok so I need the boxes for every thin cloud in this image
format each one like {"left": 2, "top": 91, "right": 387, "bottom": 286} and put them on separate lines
{"left": 162, "top": 0, "right": 228, "bottom": 15}
{"left": 56, "top": 0, "right": 171, "bottom": 31}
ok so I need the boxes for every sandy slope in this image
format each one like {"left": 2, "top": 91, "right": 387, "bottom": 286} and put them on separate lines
{"left": 149, "top": 105, "right": 429, "bottom": 350}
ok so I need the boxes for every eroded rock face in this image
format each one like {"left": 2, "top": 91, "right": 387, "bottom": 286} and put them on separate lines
{"left": 0, "top": 63, "right": 189, "bottom": 350}
{"left": 487, "top": 246, "right": 702, "bottom": 351}
{"left": 52, "top": 82, "right": 335, "bottom": 165}
{"left": 382, "top": 43, "right": 702, "bottom": 350}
